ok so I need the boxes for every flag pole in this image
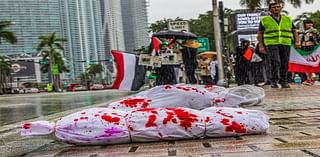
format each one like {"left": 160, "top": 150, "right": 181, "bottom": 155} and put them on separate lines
{"left": 212, "top": 0, "right": 225, "bottom": 86}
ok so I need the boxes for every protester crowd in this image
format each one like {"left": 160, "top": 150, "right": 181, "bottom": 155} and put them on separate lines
{"left": 235, "top": 2, "right": 320, "bottom": 88}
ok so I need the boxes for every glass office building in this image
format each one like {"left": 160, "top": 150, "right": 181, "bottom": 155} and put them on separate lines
{"left": 121, "top": 0, "right": 149, "bottom": 52}
{"left": 0, "top": 0, "right": 105, "bottom": 80}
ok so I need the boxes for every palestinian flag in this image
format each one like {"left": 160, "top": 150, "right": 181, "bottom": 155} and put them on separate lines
{"left": 151, "top": 37, "right": 162, "bottom": 56}
{"left": 288, "top": 45, "right": 320, "bottom": 73}
{"left": 111, "top": 50, "right": 146, "bottom": 91}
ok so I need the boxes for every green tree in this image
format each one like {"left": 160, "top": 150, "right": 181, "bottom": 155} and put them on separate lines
{"left": 0, "top": 21, "right": 17, "bottom": 44}
{"left": 0, "top": 21, "right": 17, "bottom": 94}
{"left": 86, "top": 63, "right": 103, "bottom": 83}
{"left": 148, "top": 17, "right": 184, "bottom": 33}
{"left": 37, "top": 32, "right": 66, "bottom": 92}
{"left": 0, "top": 56, "right": 11, "bottom": 94}
{"left": 240, "top": 0, "right": 315, "bottom": 11}
{"left": 309, "top": 11, "right": 320, "bottom": 30}
{"left": 293, "top": 12, "right": 312, "bottom": 28}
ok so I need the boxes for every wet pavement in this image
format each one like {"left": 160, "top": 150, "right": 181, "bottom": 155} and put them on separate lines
{"left": 1, "top": 84, "right": 320, "bottom": 157}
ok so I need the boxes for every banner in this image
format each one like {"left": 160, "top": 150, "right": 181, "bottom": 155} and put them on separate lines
{"left": 288, "top": 45, "right": 320, "bottom": 73}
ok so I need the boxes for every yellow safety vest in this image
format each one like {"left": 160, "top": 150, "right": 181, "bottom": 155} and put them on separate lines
{"left": 261, "top": 15, "right": 293, "bottom": 46}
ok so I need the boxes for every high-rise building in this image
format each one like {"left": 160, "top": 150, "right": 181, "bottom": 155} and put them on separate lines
{"left": 60, "top": 0, "right": 105, "bottom": 80}
{"left": 101, "top": 0, "right": 125, "bottom": 53}
{"left": 0, "top": 0, "right": 106, "bottom": 81}
{"left": 0, "top": 0, "right": 63, "bottom": 55}
{"left": 121, "top": 0, "right": 149, "bottom": 52}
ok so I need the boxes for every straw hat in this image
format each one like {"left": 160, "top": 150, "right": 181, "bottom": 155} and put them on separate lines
{"left": 182, "top": 40, "right": 201, "bottom": 49}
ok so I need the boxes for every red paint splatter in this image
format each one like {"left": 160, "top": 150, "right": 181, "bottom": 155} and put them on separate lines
{"left": 164, "top": 85, "right": 172, "bottom": 89}
{"left": 204, "top": 84, "right": 214, "bottom": 89}
{"left": 101, "top": 113, "right": 121, "bottom": 125}
{"left": 135, "top": 108, "right": 158, "bottom": 114}
{"left": 167, "top": 108, "right": 198, "bottom": 130}
{"left": 220, "top": 118, "right": 230, "bottom": 125}
{"left": 23, "top": 123, "right": 31, "bottom": 129}
{"left": 119, "top": 98, "right": 151, "bottom": 108}
{"left": 74, "top": 119, "right": 79, "bottom": 122}
{"left": 94, "top": 114, "right": 100, "bottom": 117}
{"left": 172, "top": 119, "right": 177, "bottom": 124}
{"left": 251, "top": 126, "right": 256, "bottom": 130}
{"left": 163, "top": 111, "right": 175, "bottom": 125}
{"left": 216, "top": 111, "right": 234, "bottom": 118}
{"left": 81, "top": 112, "right": 86, "bottom": 114}
{"left": 146, "top": 115, "right": 157, "bottom": 128}
{"left": 205, "top": 117, "right": 211, "bottom": 123}
{"left": 128, "top": 125, "right": 134, "bottom": 131}
{"left": 112, "top": 112, "right": 123, "bottom": 117}
{"left": 213, "top": 98, "right": 226, "bottom": 103}
{"left": 225, "top": 121, "right": 247, "bottom": 133}
{"left": 236, "top": 111, "right": 243, "bottom": 114}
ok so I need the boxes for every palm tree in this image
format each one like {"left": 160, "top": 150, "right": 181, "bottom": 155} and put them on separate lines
{"left": 293, "top": 12, "right": 312, "bottom": 29}
{"left": 0, "top": 21, "right": 17, "bottom": 44}
{"left": 240, "top": 0, "right": 315, "bottom": 11}
{"left": 37, "top": 32, "right": 66, "bottom": 92}
{"left": 0, "top": 21, "right": 17, "bottom": 94}
{"left": 0, "top": 56, "right": 11, "bottom": 94}
{"left": 86, "top": 64, "right": 103, "bottom": 83}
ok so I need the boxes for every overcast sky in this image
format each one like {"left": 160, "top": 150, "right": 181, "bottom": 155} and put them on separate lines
{"left": 148, "top": 0, "right": 320, "bottom": 23}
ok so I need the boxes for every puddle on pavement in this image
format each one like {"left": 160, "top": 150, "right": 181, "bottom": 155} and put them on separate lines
{"left": 0, "top": 91, "right": 131, "bottom": 126}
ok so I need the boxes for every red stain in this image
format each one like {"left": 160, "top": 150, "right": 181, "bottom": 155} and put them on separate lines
{"left": 128, "top": 125, "right": 134, "bottom": 131}
{"left": 163, "top": 111, "right": 174, "bottom": 125}
{"left": 213, "top": 98, "right": 226, "bottom": 103}
{"left": 216, "top": 111, "right": 234, "bottom": 118}
{"left": 164, "top": 85, "right": 172, "bottom": 89}
{"left": 135, "top": 108, "right": 158, "bottom": 114}
{"left": 101, "top": 113, "right": 121, "bottom": 125}
{"left": 172, "top": 119, "right": 177, "bottom": 124}
{"left": 81, "top": 112, "right": 86, "bottom": 114}
{"left": 236, "top": 111, "right": 243, "bottom": 114}
{"left": 94, "top": 114, "right": 100, "bottom": 117}
{"left": 146, "top": 115, "right": 157, "bottom": 128}
{"left": 251, "top": 126, "right": 256, "bottom": 130}
{"left": 204, "top": 84, "right": 214, "bottom": 89}
{"left": 23, "top": 123, "right": 31, "bottom": 129}
{"left": 112, "top": 112, "right": 123, "bottom": 117}
{"left": 74, "top": 119, "right": 79, "bottom": 122}
{"left": 167, "top": 108, "right": 198, "bottom": 130}
{"left": 225, "top": 121, "right": 247, "bottom": 133}
{"left": 220, "top": 118, "right": 230, "bottom": 125}
{"left": 205, "top": 117, "right": 211, "bottom": 123}
{"left": 120, "top": 98, "right": 150, "bottom": 108}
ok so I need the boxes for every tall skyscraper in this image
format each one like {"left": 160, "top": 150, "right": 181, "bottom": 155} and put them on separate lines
{"left": 121, "top": 0, "right": 149, "bottom": 52}
{"left": 60, "top": 0, "right": 105, "bottom": 80}
{"left": 0, "top": 0, "right": 106, "bottom": 81}
{"left": 101, "top": 0, "right": 125, "bottom": 53}
{"left": 0, "top": 0, "right": 63, "bottom": 55}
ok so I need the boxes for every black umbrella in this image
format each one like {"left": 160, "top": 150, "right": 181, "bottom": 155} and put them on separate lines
{"left": 153, "top": 30, "right": 197, "bottom": 39}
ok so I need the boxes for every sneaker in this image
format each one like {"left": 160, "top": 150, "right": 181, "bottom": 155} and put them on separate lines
{"left": 281, "top": 83, "right": 290, "bottom": 88}
{"left": 270, "top": 82, "right": 279, "bottom": 88}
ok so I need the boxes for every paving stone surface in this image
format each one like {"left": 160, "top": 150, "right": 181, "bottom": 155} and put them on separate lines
{"left": 2, "top": 84, "right": 320, "bottom": 157}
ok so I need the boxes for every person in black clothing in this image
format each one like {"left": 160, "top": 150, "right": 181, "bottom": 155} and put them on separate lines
{"left": 235, "top": 39, "right": 251, "bottom": 85}
{"left": 180, "top": 40, "right": 201, "bottom": 84}
{"left": 155, "top": 43, "right": 177, "bottom": 85}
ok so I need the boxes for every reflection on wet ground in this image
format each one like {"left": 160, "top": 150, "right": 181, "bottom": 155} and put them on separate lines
{"left": 0, "top": 90, "right": 132, "bottom": 126}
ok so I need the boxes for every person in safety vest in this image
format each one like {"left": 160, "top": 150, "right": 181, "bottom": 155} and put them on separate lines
{"left": 258, "top": 1, "right": 300, "bottom": 88}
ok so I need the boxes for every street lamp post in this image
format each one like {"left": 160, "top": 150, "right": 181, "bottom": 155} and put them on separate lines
{"left": 212, "top": 0, "right": 225, "bottom": 86}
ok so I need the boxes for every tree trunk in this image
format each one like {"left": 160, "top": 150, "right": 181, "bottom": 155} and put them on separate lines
{"left": 0, "top": 71, "right": 4, "bottom": 95}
